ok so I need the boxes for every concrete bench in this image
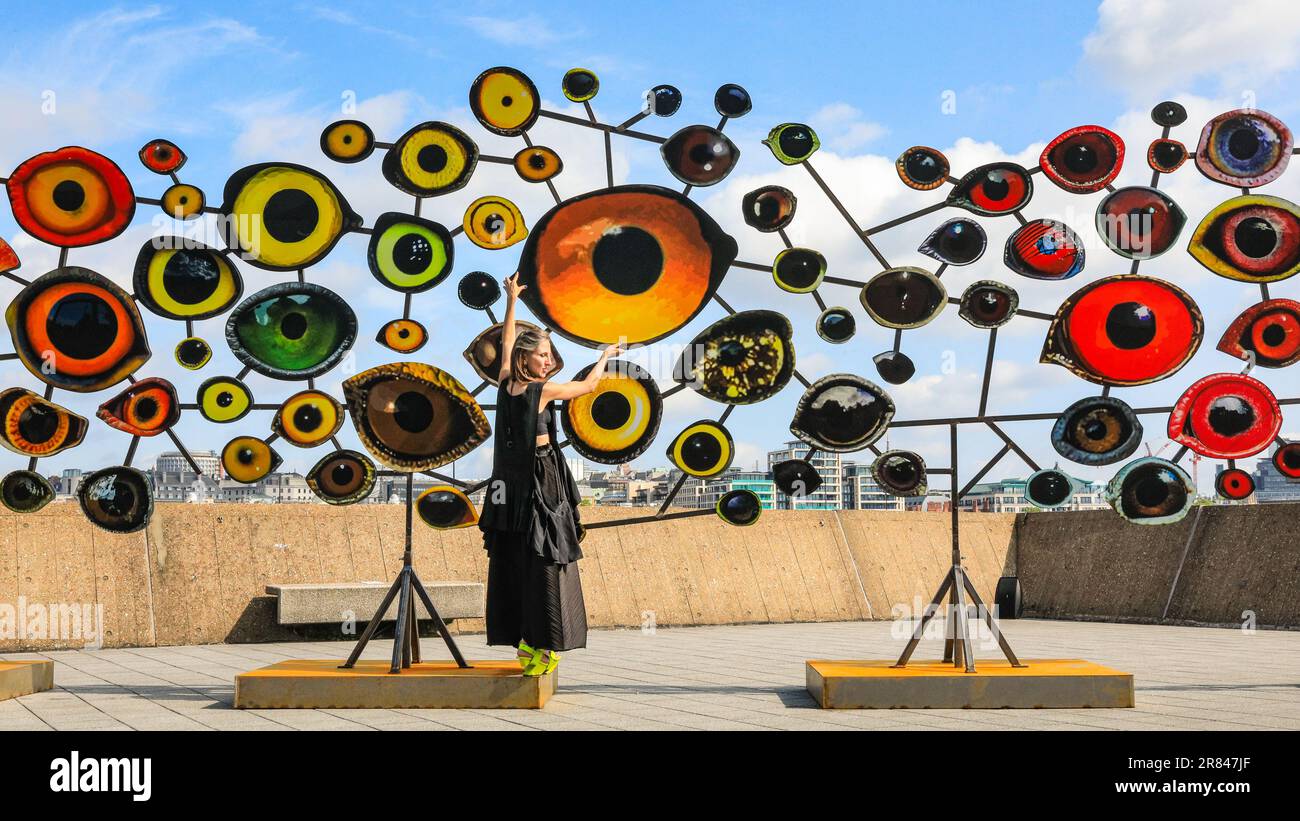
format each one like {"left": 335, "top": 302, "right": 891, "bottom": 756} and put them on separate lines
{"left": 266, "top": 582, "right": 484, "bottom": 626}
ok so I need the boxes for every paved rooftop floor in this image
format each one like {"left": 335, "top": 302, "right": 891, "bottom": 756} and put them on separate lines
{"left": 1, "top": 619, "right": 1297, "bottom": 730}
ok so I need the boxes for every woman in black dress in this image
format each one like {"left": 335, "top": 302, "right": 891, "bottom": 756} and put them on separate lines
{"left": 479, "top": 272, "right": 624, "bottom": 676}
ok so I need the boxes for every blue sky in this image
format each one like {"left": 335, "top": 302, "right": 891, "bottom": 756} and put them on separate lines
{"left": 2, "top": 0, "right": 1299, "bottom": 494}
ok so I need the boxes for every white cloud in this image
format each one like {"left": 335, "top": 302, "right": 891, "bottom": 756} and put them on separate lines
{"left": 809, "top": 103, "right": 887, "bottom": 152}
{"left": 1082, "top": 0, "right": 1300, "bottom": 99}
{"left": 460, "top": 14, "right": 578, "bottom": 47}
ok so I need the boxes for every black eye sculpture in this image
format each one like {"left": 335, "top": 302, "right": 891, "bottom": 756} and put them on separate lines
{"left": 860, "top": 267, "right": 947, "bottom": 330}
{"left": 661, "top": 125, "right": 739, "bottom": 186}
{"left": 918, "top": 218, "right": 986, "bottom": 266}
{"left": 457, "top": 271, "right": 501, "bottom": 310}
{"left": 78, "top": 466, "right": 153, "bottom": 534}
{"left": 816, "top": 307, "right": 856, "bottom": 343}
{"left": 871, "top": 450, "right": 927, "bottom": 496}
{"left": 772, "top": 458, "right": 823, "bottom": 497}
{"left": 896, "top": 146, "right": 949, "bottom": 190}
{"left": 673, "top": 310, "right": 794, "bottom": 405}
{"left": 417, "top": 485, "right": 479, "bottom": 529}
{"left": 0, "top": 470, "right": 54, "bottom": 513}
{"left": 1104, "top": 457, "right": 1196, "bottom": 525}
{"left": 1024, "top": 468, "right": 1074, "bottom": 508}
{"left": 958, "top": 281, "right": 1018, "bottom": 329}
{"left": 742, "top": 186, "right": 797, "bottom": 232}
{"left": 666, "top": 420, "right": 734, "bottom": 477}
{"left": 715, "top": 489, "right": 761, "bottom": 526}
{"left": 790, "top": 374, "right": 894, "bottom": 453}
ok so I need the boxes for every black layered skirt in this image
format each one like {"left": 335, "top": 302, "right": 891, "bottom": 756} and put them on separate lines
{"left": 484, "top": 444, "right": 588, "bottom": 651}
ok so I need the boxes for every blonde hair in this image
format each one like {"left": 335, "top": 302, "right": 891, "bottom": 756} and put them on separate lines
{"left": 510, "top": 328, "right": 563, "bottom": 382}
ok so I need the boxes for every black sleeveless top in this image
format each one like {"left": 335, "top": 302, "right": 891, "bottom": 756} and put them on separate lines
{"left": 477, "top": 378, "right": 580, "bottom": 534}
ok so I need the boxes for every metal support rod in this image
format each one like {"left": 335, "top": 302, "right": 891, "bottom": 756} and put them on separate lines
{"left": 802, "top": 160, "right": 890, "bottom": 269}
{"left": 656, "top": 471, "right": 689, "bottom": 517}
{"left": 978, "top": 328, "right": 997, "bottom": 417}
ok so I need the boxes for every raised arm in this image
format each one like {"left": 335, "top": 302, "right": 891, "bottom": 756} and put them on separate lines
{"left": 498, "top": 272, "right": 525, "bottom": 382}
{"left": 541, "top": 343, "right": 626, "bottom": 402}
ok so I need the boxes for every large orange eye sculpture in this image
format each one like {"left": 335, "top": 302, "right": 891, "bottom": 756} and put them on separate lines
{"left": 790, "top": 374, "right": 894, "bottom": 452}
{"left": 6, "top": 146, "right": 136, "bottom": 247}
{"left": 417, "top": 485, "right": 479, "bottom": 530}
{"left": 383, "top": 121, "right": 479, "bottom": 197}
{"left": 1187, "top": 195, "right": 1300, "bottom": 283}
{"left": 946, "top": 162, "right": 1032, "bottom": 216}
{"left": 1041, "top": 275, "right": 1202, "bottom": 386}
{"left": 78, "top": 466, "right": 152, "bottom": 533}
{"left": 470, "top": 66, "right": 539, "bottom": 137}
{"left": 133, "top": 238, "right": 243, "bottom": 320}
{"left": 0, "top": 388, "right": 88, "bottom": 457}
{"left": 516, "top": 185, "right": 738, "bottom": 347}
{"left": 5, "top": 267, "right": 151, "bottom": 392}
{"left": 673, "top": 310, "right": 794, "bottom": 405}
{"left": 1195, "top": 108, "right": 1293, "bottom": 188}
{"left": 225, "top": 282, "right": 357, "bottom": 380}
{"left": 220, "top": 162, "right": 360, "bottom": 271}
{"left": 96, "top": 377, "right": 180, "bottom": 437}
{"left": 342, "top": 362, "right": 490, "bottom": 471}
{"left": 1038, "top": 125, "right": 1124, "bottom": 193}
{"left": 462, "top": 320, "right": 550, "bottom": 385}
{"left": 563, "top": 360, "right": 662, "bottom": 464}
{"left": 1168, "top": 373, "right": 1280, "bottom": 459}
{"left": 139, "top": 139, "right": 187, "bottom": 174}
{"left": 1095, "top": 186, "right": 1186, "bottom": 260}
{"left": 272, "top": 390, "right": 344, "bottom": 448}
{"left": 860, "top": 267, "right": 946, "bottom": 329}
{"left": 1105, "top": 457, "right": 1195, "bottom": 525}
{"left": 306, "top": 449, "right": 376, "bottom": 505}
{"left": 661, "top": 125, "right": 739, "bottom": 185}
{"left": 1218, "top": 299, "right": 1300, "bottom": 367}
{"left": 1004, "top": 219, "right": 1084, "bottom": 280}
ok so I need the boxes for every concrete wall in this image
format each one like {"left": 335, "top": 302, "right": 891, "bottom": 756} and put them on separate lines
{"left": 0, "top": 500, "right": 1293, "bottom": 651}
{"left": 1013, "top": 502, "right": 1300, "bottom": 628}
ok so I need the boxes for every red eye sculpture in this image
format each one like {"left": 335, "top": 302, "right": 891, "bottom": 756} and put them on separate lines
{"left": 1217, "top": 298, "right": 1300, "bottom": 368}
{"left": 1095, "top": 186, "right": 1186, "bottom": 260}
{"left": 1188, "top": 195, "right": 1300, "bottom": 284}
{"left": 947, "top": 162, "right": 1032, "bottom": 216}
{"left": 6, "top": 146, "right": 136, "bottom": 247}
{"left": 1215, "top": 468, "right": 1255, "bottom": 501}
{"left": 1147, "top": 138, "right": 1188, "bottom": 173}
{"left": 96, "top": 377, "right": 181, "bottom": 437}
{"left": 1041, "top": 275, "right": 1202, "bottom": 386}
{"left": 138, "top": 139, "right": 187, "bottom": 174}
{"left": 1168, "top": 373, "right": 1281, "bottom": 459}
{"left": 1003, "top": 219, "right": 1084, "bottom": 280}
{"left": 1274, "top": 442, "right": 1300, "bottom": 478}
{"left": 1039, "top": 125, "right": 1124, "bottom": 193}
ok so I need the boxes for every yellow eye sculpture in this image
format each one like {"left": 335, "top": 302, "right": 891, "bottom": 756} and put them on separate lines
{"left": 320, "top": 119, "right": 375, "bottom": 164}
{"left": 762, "top": 123, "right": 820, "bottom": 165}
{"left": 382, "top": 121, "right": 479, "bottom": 197}
{"left": 342, "top": 362, "right": 491, "bottom": 471}
{"left": 514, "top": 146, "right": 563, "bottom": 183}
{"left": 470, "top": 66, "right": 540, "bottom": 137}
{"left": 222, "top": 436, "right": 282, "bottom": 484}
{"left": 96, "top": 377, "right": 180, "bottom": 437}
{"left": 161, "top": 183, "right": 205, "bottom": 220}
{"left": 367, "top": 213, "right": 454, "bottom": 292}
{"left": 376, "top": 318, "right": 428, "bottom": 354}
{"left": 272, "top": 390, "right": 344, "bottom": 448}
{"left": 1187, "top": 195, "right": 1300, "bottom": 284}
{"left": 197, "top": 376, "right": 253, "bottom": 423}
{"left": 307, "top": 449, "right": 376, "bottom": 505}
{"left": 175, "top": 338, "right": 212, "bottom": 370}
{"left": 416, "top": 485, "right": 479, "bottom": 529}
{"left": 219, "top": 162, "right": 360, "bottom": 271}
{"left": 133, "top": 238, "right": 243, "bottom": 320}
{"left": 5, "top": 266, "right": 151, "bottom": 393}
{"left": 0, "top": 388, "right": 88, "bottom": 457}
{"left": 562, "top": 68, "right": 599, "bottom": 103}
{"left": 562, "top": 360, "right": 662, "bottom": 464}
{"left": 673, "top": 310, "right": 794, "bottom": 405}
{"left": 463, "top": 196, "right": 527, "bottom": 250}
{"left": 667, "top": 420, "right": 734, "bottom": 478}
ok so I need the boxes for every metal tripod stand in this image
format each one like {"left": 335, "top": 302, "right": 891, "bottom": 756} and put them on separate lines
{"left": 340, "top": 474, "right": 470, "bottom": 673}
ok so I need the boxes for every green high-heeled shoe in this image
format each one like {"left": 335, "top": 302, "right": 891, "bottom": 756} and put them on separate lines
{"left": 517, "top": 640, "right": 540, "bottom": 671}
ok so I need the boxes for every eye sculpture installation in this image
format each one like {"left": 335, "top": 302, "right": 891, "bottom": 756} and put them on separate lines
{"left": 0, "top": 70, "right": 1294, "bottom": 560}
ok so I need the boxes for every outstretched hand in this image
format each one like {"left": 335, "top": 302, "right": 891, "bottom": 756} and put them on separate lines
{"left": 504, "top": 272, "right": 526, "bottom": 299}
{"left": 602, "top": 341, "right": 628, "bottom": 358}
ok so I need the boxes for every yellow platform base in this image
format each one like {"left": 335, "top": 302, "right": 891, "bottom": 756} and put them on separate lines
{"left": 806, "top": 658, "right": 1134, "bottom": 709}
{"left": 0, "top": 660, "right": 54, "bottom": 701}
{"left": 234, "top": 660, "right": 554, "bottom": 709}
